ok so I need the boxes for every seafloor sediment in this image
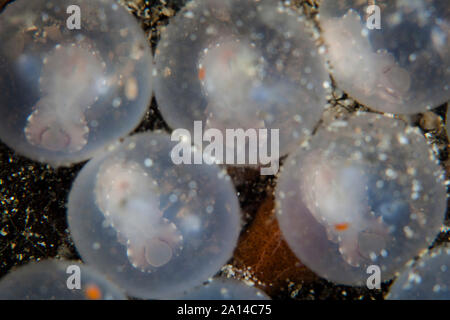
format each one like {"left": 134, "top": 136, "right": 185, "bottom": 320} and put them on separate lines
{"left": 0, "top": 0, "right": 448, "bottom": 300}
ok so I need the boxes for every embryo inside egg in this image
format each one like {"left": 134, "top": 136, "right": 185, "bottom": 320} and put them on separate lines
{"left": 0, "top": 0, "right": 153, "bottom": 166}
{"left": 276, "top": 113, "right": 447, "bottom": 285}
{"left": 25, "top": 43, "right": 105, "bottom": 153}
{"left": 67, "top": 132, "right": 241, "bottom": 299}
{"left": 94, "top": 159, "right": 184, "bottom": 272}
{"left": 154, "top": 0, "right": 330, "bottom": 159}
{"left": 319, "top": 0, "right": 450, "bottom": 114}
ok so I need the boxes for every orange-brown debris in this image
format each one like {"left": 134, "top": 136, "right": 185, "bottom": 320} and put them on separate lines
{"left": 232, "top": 195, "right": 317, "bottom": 297}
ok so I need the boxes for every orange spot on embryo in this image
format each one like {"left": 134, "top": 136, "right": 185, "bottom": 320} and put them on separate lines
{"left": 85, "top": 284, "right": 102, "bottom": 300}
{"left": 334, "top": 222, "right": 350, "bottom": 232}
{"left": 198, "top": 67, "right": 205, "bottom": 80}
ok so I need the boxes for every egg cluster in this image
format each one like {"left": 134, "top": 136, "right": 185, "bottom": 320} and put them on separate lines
{"left": 0, "top": 0, "right": 448, "bottom": 300}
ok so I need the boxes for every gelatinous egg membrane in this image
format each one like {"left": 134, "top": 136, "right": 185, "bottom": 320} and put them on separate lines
{"left": 176, "top": 278, "right": 270, "bottom": 300}
{"left": 0, "top": 0, "right": 153, "bottom": 166}
{"left": 0, "top": 260, "right": 126, "bottom": 300}
{"left": 67, "top": 132, "right": 241, "bottom": 299}
{"left": 387, "top": 244, "right": 449, "bottom": 300}
{"left": 319, "top": 0, "right": 449, "bottom": 114}
{"left": 154, "top": 0, "right": 330, "bottom": 158}
{"left": 276, "top": 113, "right": 447, "bottom": 286}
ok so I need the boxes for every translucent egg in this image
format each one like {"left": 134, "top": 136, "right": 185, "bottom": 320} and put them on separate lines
{"left": 154, "top": 0, "right": 330, "bottom": 158}
{"left": 0, "top": 260, "right": 126, "bottom": 300}
{"left": 0, "top": 0, "right": 153, "bottom": 166}
{"left": 175, "top": 278, "right": 270, "bottom": 300}
{"left": 276, "top": 113, "right": 447, "bottom": 285}
{"left": 67, "top": 132, "right": 241, "bottom": 299}
{"left": 387, "top": 245, "right": 449, "bottom": 300}
{"left": 319, "top": 0, "right": 450, "bottom": 114}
